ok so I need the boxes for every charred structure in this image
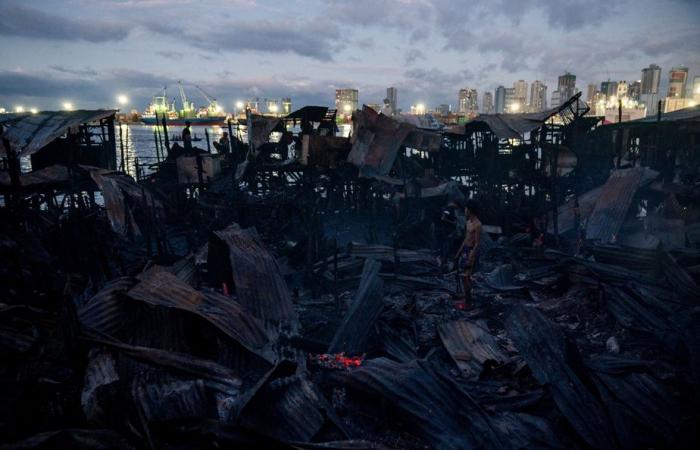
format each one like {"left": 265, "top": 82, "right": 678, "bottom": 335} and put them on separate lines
{"left": 1, "top": 99, "right": 700, "bottom": 449}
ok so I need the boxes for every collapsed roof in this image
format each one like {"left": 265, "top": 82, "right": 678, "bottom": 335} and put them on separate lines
{"left": 0, "top": 110, "right": 116, "bottom": 157}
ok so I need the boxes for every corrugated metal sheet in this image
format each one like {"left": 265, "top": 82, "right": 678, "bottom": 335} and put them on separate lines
{"left": 338, "top": 357, "right": 519, "bottom": 450}
{"left": 211, "top": 224, "right": 297, "bottom": 324}
{"left": 78, "top": 277, "right": 138, "bottom": 336}
{"left": 625, "top": 104, "right": 700, "bottom": 123}
{"left": 347, "top": 106, "right": 439, "bottom": 177}
{"left": 1, "top": 110, "right": 116, "bottom": 156}
{"left": 505, "top": 305, "right": 617, "bottom": 449}
{"left": 127, "top": 270, "right": 271, "bottom": 358}
{"left": 0, "top": 164, "right": 70, "bottom": 188}
{"left": 462, "top": 106, "right": 563, "bottom": 139}
{"left": 438, "top": 320, "right": 507, "bottom": 378}
{"left": 240, "top": 364, "right": 344, "bottom": 442}
{"left": 328, "top": 259, "right": 383, "bottom": 354}
{"left": 585, "top": 167, "right": 658, "bottom": 242}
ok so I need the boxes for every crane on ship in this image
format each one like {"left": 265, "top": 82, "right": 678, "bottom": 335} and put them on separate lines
{"left": 177, "top": 81, "right": 193, "bottom": 113}
{"left": 195, "top": 85, "right": 222, "bottom": 114}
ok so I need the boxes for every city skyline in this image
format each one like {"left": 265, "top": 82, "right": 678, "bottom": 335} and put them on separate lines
{"left": 0, "top": 0, "right": 699, "bottom": 112}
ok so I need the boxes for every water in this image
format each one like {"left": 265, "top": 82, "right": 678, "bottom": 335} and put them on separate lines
{"left": 115, "top": 122, "right": 353, "bottom": 179}
{"left": 115, "top": 123, "right": 232, "bottom": 178}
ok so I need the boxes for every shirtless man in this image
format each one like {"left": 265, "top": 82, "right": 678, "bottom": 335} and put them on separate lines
{"left": 454, "top": 200, "right": 482, "bottom": 301}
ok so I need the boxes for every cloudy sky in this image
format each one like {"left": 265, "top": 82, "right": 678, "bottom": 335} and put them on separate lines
{"left": 0, "top": 0, "right": 698, "bottom": 112}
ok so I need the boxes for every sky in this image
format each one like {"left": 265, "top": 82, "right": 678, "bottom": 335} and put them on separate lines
{"left": 0, "top": 0, "right": 699, "bottom": 112}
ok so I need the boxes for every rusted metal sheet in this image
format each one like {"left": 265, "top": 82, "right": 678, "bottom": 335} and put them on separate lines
{"left": 505, "top": 305, "right": 617, "bottom": 449}
{"left": 1, "top": 110, "right": 116, "bottom": 156}
{"left": 338, "top": 357, "right": 539, "bottom": 450}
{"left": 128, "top": 270, "right": 270, "bottom": 358}
{"left": 585, "top": 167, "right": 658, "bottom": 242}
{"left": 463, "top": 106, "right": 563, "bottom": 139}
{"left": 250, "top": 115, "right": 281, "bottom": 149}
{"left": 239, "top": 362, "right": 347, "bottom": 443}
{"left": 0, "top": 164, "right": 70, "bottom": 189}
{"left": 211, "top": 224, "right": 297, "bottom": 324}
{"left": 328, "top": 259, "right": 383, "bottom": 355}
{"left": 84, "top": 333, "right": 242, "bottom": 396}
{"left": 78, "top": 277, "right": 138, "bottom": 337}
{"left": 348, "top": 106, "right": 434, "bottom": 177}
{"left": 438, "top": 320, "right": 507, "bottom": 378}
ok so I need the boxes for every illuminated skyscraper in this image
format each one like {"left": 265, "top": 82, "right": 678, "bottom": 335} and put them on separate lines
{"left": 458, "top": 88, "right": 478, "bottom": 113}
{"left": 667, "top": 66, "right": 689, "bottom": 98}
{"left": 513, "top": 80, "right": 528, "bottom": 110}
{"left": 335, "top": 89, "right": 358, "bottom": 114}
{"left": 385, "top": 87, "right": 397, "bottom": 115}
{"left": 641, "top": 64, "right": 661, "bottom": 95}
{"left": 495, "top": 86, "right": 506, "bottom": 113}
{"left": 557, "top": 72, "right": 576, "bottom": 106}
{"left": 483, "top": 92, "right": 494, "bottom": 113}
{"left": 530, "top": 80, "right": 547, "bottom": 112}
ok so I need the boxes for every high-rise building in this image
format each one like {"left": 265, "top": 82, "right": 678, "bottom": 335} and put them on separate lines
{"left": 586, "top": 84, "right": 598, "bottom": 103}
{"left": 436, "top": 104, "right": 451, "bottom": 116}
{"left": 495, "top": 86, "right": 506, "bottom": 114}
{"left": 551, "top": 90, "right": 560, "bottom": 109}
{"left": 335, "top": 89, "right": 358, "bottom": 115}
{"left": 628, "top": 81, "right": 641, "bottom": 102}
{"left": 557, "top": 72, "right": 576, "bottom": 105}
{"left": 529, "top": 81, "right": 547, "bottom": 112}
{"left": 617, "top": 81, "right": 629, "bottom": 99}
{"left": 458, "top": 88, "right": 478, "bottom": 113}
{"left": 513, "top": 80, "right": 528, "bottom": 110}
{"left": 667, "top": 66, "right": 689, "bottom": 98}
{"left": 282, "top": 97, "right": 292, "bottom": 114}
{"left": 504, "top": 88, "right": 518, "bottom": 113}
{"left": 693, "top": 76, "right": 700, "bottom": 102}
{"left": 600, "top": 80, "right": 618, "bottom": 99}
{"left": 641, "top": 64, "right": 661, "bottom": 95}
{"left": 385, "top": 87, "right": 398, "bottom": 116}
{"left": 483, "top": 92, "right": 494, "bottom": 114}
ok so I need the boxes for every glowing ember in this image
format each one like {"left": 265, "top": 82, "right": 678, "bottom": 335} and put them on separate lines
{"left": 310, "top": 352, "right": 364, "bottom": 369}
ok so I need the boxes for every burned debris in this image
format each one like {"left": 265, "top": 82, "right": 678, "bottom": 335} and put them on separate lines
{"left": 1, "top": 100, "right": 700, "bottom": 449}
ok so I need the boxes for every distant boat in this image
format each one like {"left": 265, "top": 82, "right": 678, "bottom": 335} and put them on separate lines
{"left": 141, "top": 82, "right": 227, "bottom": 126}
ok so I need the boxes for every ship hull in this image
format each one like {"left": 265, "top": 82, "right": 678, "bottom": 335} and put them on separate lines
{"left": 141, "top": 116, "right": 226, "bottom": 126}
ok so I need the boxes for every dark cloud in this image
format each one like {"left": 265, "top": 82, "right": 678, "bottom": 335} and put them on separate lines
{"left": 404, "top": 49, "right": 425, "bottom": 65}
{"left": 49, "top": 65, "right": 98, "bottom": 77}
{"left": 155, "top": 50, "right": 185, "bottom": 61}
{"left": 0, "top": 3, "right": 132, "bottom": 42}
{"left": 149, "top": 18, "right": 342, "bottom": 61}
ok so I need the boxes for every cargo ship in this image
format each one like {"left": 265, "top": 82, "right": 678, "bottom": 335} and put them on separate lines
{"left": 141, "top": 82, "right": 227, "bottom": 126}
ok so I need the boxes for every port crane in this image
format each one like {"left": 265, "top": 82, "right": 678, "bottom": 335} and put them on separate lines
{"left": 195, "top": 85, "right": 222, "bottom": 114}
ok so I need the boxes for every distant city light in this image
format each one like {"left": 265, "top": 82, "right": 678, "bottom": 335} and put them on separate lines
{"left": 689, "top": 100, "right": 698, "bottom": 107}
{"left": 62, "top": 102, "right": 74, "bottom": 111}
{"left": 30, "top": 108, "right": 38, "bottom": 114}
{"left": 269, "top": 103, "right": 278, "bottom": 113}
{"left": 117, "top": 94, "right": 129, "bottom": 106}
{"left": 415, "top": 103, "right": 426, "bottom": 115}
{"left": 235, "top": 101, "right": 244, "bottom": 109}
{"left": 343, "top": 103, "right": 352, "bottom": 113}
{"left": 0, "top": 107, "right": 6, "bottom": 114}
{"left": 15, "top": 105, "right": 24, "bottom": 113}
{"left": 215, "top": 104, "right": 223, "bottom": 113}
{"left": 510, "top": 102, "right": 520, "bottom": 112}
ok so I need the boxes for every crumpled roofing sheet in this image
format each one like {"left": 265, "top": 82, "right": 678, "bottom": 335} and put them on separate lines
{"left": 127, "top": 270, "right": 271, "bottom": 358}
{"left": 212, "top": 224, "right": 297, "bottom": 324}
{"left": 1, "top": 109, "right": 116, "bottom": 156}
{"left": 347, "top": 106, "right": 440, "bottom": 177}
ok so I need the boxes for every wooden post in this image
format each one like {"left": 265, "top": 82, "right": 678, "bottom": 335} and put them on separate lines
{"left": 118, "top": 122, "right": 125, "bottom": 171}
{"left": 205, "top": 128, "right": 211, "bottom": 152}
{"left": 153, "top": 130, "right": 161, "bottom": 165}
{"left": 227, "top": 119, "right": 235, "bottom": 155}
{"left": 161, "top": 114, "right": 170, "bottom": 157}
{"left": 618, "top": 98, "right": 622, "bottom": 123}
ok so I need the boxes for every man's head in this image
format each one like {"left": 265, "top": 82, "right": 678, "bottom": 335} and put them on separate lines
{"left": 465, "top": 200, "right": 480, "bottom": 218}
{"left": 185, "top": 120, "right": 191, "bottom": 126}
{"left": 222, "top": 132, "right": 228, "bottom": 138}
